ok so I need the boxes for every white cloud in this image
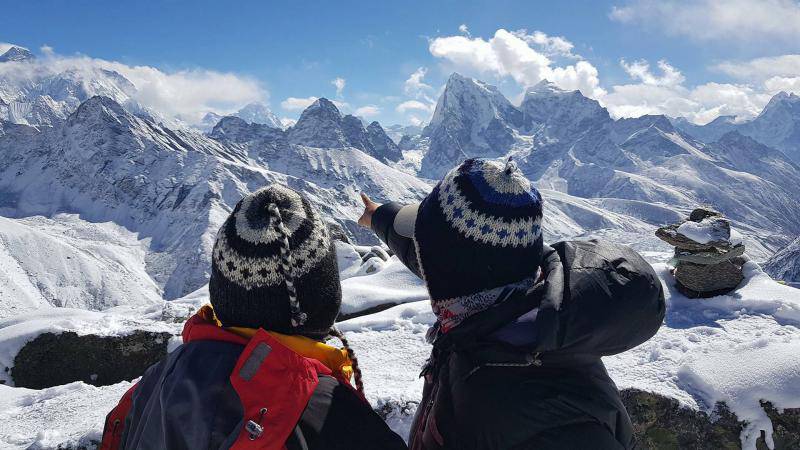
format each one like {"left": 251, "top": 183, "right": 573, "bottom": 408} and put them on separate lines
{"left": 764, "top": 76, "right": 800, "bottom": 95}
{"left": 610, "top": 0, "right": 800, "bottom": 42}
{"left": 512, "top": 30, "right": 577, "bottom": 58}
{"left": 396, "top": 100, "right": 435, "bottom": 114}
{"left": 408, "top": 115, "right": 424, "bottom": 126}
{"left": 620, "top": 59, "right": 685, "bottom": 87}
{"left": 714, "top": 55, "right": 800, "bottom": 80}
{"left": 354, "top": 105, "right": 380, "bottom": 117}
{"left": 600, "top": 59, "right": 773, "bottom": 124}
{"left": 458, "top": 24, "right": 470, "bottom": 36}
{"left": 109, "top": 64, "right": 265, "bottom": 124}
{"left": 404, "top": 67, "right": 434, "bottom": 99}
{"left": 281, "top": 96, "right": 319, "bottom": 111}
{"left": 428, "top": 28, "right": 604, "bottom": 98}
{"left": 0, "top": 48, "right": 266, "bottom": 125}
{"left": 331, "top": 77, "right": 346, "bottom": 97}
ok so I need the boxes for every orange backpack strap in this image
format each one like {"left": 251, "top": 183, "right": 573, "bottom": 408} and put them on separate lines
{"left": 229, "top": 329, "right": 321, "bottom": 450}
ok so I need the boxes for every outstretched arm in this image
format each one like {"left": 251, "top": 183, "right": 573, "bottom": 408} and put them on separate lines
{"left": 358, "top": 193, "right": 422, "bottom": 279}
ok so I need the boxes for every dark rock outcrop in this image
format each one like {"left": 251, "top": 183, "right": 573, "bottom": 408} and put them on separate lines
{"left": 621, "top": 389, "right": 800, "bottom": 450}
{"left": 12, "top": 330, "right": 172, "bottom": 389}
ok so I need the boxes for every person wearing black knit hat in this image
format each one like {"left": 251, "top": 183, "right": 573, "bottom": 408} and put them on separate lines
{"left": 360, "top": 157, "right": 665, "bottom": 450}
{"left": 101, "top": 184, "right": 407, "bottom": 450}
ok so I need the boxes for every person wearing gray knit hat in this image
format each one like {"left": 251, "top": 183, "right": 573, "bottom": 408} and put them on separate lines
{"left": 209, "top": 184, "right": 342, "bottom": 338}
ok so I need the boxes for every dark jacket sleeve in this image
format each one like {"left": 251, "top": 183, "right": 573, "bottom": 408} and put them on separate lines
{"left": 288, "top": 375, "right": 408, "bottom": 450}
{"left": 371, "top": 202, "right": 422, "bottom": 279}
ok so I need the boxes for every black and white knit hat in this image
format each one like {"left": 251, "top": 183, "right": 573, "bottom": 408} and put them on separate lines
{"left": 209, "top": 184, "right": 341, "bottom": 338}
{"left": 395, "top": 158, "right": 544, "bottom": 333}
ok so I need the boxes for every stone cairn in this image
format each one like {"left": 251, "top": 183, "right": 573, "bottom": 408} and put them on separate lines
{"left": 656, "top": 208, "right": 746, "bottom": 298}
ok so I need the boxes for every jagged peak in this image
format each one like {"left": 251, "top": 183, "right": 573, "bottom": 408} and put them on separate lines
{"left": 70, "top": 96, "right": 128, "bottom": 120}
{"left": 759, "top": 91, "right": 800, "bottom": 117}
{"left": 0, "top": 46, "right": 35, "bottom": 63}
{"left": 366, "top": 121, "right": 384, "bottom": 131}
{"left": 524, "top": 79, "right": 564, "bottom": 96}
{"left": 294, "top": 97, "right": 342, "bottom": 128}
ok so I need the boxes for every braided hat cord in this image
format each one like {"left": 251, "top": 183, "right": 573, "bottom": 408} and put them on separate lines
{"left": 267, "top": 204, "right": 308, "bottom": 327}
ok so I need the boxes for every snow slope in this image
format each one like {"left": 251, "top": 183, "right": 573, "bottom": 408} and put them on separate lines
{"left": 1, "top": 253, "right": 797, "bottom": 449}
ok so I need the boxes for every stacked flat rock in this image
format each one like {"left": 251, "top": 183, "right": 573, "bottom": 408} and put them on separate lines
{"left": 656, "top": 208, "right": 746, "bottom": 298}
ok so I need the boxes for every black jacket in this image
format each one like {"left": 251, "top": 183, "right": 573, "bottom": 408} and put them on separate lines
{"left": 372, "top": 203, "right": 666, "bottom": 449}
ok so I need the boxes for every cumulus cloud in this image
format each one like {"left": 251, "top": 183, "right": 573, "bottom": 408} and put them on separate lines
{"left": 620, "top": 59, "right": 685, "bottom": 87}
{"left": 331, "top": 77, "right": 346, "bottom": 97}
{"left": 428, "top": 28, "right": 604, "bottom": 98}
{"left": 281, "top": 96, "right": 319, "bottom": 111}
{"left": 0, "top": 46, "right": 267, "bottom": 125}
{"left": 610, "top": 0, "right": 800, "bottom": 42}
{"left": 108, "top": 64, "right": 266, "bottom": 124}
{"left": 354, "top": 105, "right": 380, "bottom": 117}
{"left": 713, "top": 55, "right": 800, "bottom": 80}
{"left": 396, "top": 100, "right": 435, "bottom": 114}
{"left": 601, "top": 59, "right": 774, "bottom": 124}
{"left": 512, "top": 29, "right": 577, "bottom": 58}
{"left": 458, "top": 24, "right": 470, "bottom": 36}
{"left": 404, "top": 67, "right": 434, "bottom": 99}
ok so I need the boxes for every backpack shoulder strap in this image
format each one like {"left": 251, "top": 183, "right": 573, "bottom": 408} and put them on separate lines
{"left": 229, "top": 330, "right": 321, "bottom": 450}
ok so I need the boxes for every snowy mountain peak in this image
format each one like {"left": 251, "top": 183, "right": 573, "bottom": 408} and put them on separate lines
{"left": 759, "top": 91, "right": 800, "bottom": 118}
{"left": 524, "top": 79, "right": 564, "bottom": 97}
{"left": 234, "top": 102, "right": 282, "bottom": 129}
{"left": 421, "top": 73, "right": 524, "bottom": 177}
{"left": 287, "top": 97, "right": 350, "bottom": 148}
{"left": 0, "top": 46, "right": 34, "bottom": 63}
{"left": 520, "top": 78, "right": 609, "bottom": 130}
{"left": 67, "top": 95, "right": 130, "bottom": 126}
{"left": 365, "top": 121, "right": 402, "bottom": 163}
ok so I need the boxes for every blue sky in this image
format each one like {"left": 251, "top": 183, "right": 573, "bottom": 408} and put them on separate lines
{"left": 3, "top": 0, "right": 800, "bottom": 126}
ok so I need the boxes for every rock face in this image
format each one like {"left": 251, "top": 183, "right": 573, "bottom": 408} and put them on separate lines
{"left": 12, "top": 330, "right": 172, "bottom": 389}
{"left": 656, "top": 208, "right": 746, "bottom": 298}
{"left": 421, "top": 73, "right": 525, "bottom": 178}
{"left": 366, "top": 121, "right": 402, "bottom": 163}
{"left": 621, "top": 389, "right": 800, "bottom": 450}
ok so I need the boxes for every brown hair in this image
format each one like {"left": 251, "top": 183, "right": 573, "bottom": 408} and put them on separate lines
{"left": 329, "top": 327, "right": 364, "bottom": 396}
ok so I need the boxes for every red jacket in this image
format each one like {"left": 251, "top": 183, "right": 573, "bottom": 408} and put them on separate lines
{"left": 100, "top": 310, "right": 406, "bottom": 450}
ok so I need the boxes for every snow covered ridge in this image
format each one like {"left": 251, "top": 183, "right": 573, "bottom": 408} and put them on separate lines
{"left": 0, "top": 94, "right": 430, "bottom": 303}
{"left": 419, "top": 74, "right": 800, "bottom": 245}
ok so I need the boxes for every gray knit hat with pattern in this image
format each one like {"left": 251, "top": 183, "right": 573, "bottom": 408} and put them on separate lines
{"left": 209, "top": 184, "right": 341, "bottom": 338}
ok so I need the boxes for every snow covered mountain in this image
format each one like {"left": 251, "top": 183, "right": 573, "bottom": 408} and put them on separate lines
{"left": 1, "top": 64, "right": 800, "bottom": 449}
{"left": 0, "top": 95, "right": 429, "bottom": 306}
{"left": 196, "top": 102, "right": 284, "bottom": 133}
{"left": 675, "top": 91, "right": 800, "bottom": 164}
{"left": 285, "top": 98, "right": 402, "bottom": 163}
{"left": 0, "top": 50, "right": 140, "bottom": 127}
{"left": 416, "top": 74, "right": 800, "bottom": 247}
{"left": 234, "top": 102, "right": 283, "bottom": 129}
{"left": 764, "top": 236, "right": 800, "bottom": 283}
{"left": 420, "top": 73, "right": 526, "bottom": 178}
{"left": 0, "top": 46, "right": 34, "bottom": 63}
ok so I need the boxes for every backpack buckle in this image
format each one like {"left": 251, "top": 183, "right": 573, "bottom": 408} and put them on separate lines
{"left": 246, "top": 420, "right": 263, "bottom": 440}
